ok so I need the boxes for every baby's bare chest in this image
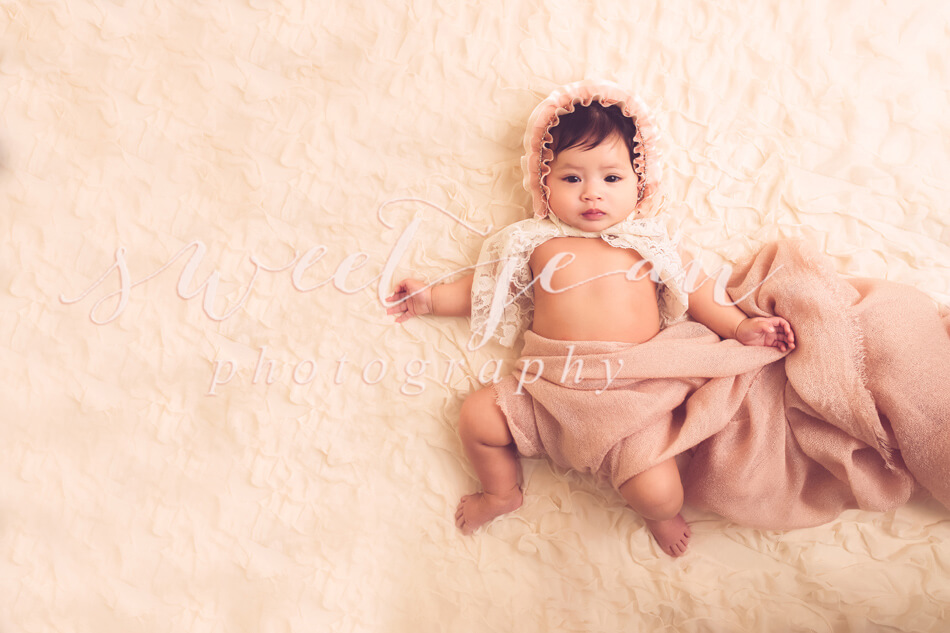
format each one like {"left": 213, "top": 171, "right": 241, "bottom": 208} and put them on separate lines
{"left": 528, "top": 237, "right": 654, "bottom": 292}
{"left": 526, "top": 237, "right": 661, "bottom": 342}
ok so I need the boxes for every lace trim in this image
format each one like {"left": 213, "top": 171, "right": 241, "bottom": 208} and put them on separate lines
{"left": 469, "top": 216, "right": 688, "bottom": 349}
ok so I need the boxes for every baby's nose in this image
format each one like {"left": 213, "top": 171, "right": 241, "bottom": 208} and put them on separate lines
{"left": 582, "top": 185, "right": 603, "bottom": 200}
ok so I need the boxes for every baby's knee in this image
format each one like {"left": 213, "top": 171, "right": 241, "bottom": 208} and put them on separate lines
{"left": 620, "top": 469, "right": 684, "bottom": 520}
{"left": 458, "top": 387, "right": 511, "bottom": 446}
{"left": 641, "top": 487, "right": 684, "bottom": 520}
{"left": 629, "top": 489, "right": 683, "bottom": 522}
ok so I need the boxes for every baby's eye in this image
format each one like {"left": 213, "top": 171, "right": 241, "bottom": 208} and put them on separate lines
{"left": 562, "top": 175, "right": 581, "bottom": 183}
{"left": 605, "top": 175, "right": 622, "bottom": 183}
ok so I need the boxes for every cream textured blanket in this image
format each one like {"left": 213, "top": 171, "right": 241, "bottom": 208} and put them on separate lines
{"left": 495, "top": 240, "right": 950, "bottom": 529}
{"left": 5, "top": 1, "right": 949, "bottom": 629}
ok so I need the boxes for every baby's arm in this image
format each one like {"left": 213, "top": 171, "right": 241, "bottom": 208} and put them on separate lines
{"left": 680, "top": 248, "right": 795, "bottom": 352}
{"left": 386, "top": 273, "right": 474, "bottom": 323}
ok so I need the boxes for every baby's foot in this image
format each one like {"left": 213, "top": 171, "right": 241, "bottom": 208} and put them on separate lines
{"left": 645, "top": 513, "right": 692, "bottom": 557}
{"left": 455, "top": 488, "right": 523, "bottom": 535}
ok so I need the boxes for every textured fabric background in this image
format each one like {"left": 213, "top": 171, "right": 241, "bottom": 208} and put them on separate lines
{"left": 2, "top": 1, "right": 949, "bottom": 631}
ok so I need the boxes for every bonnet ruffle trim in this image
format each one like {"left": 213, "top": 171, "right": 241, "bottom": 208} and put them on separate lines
{"left": 521, "top": 79, "right": 667, "bottom": 220}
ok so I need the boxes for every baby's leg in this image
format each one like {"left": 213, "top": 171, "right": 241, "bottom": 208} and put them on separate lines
{"left": 619, "top": 458, "right": 691, "bottom": 557}
{"left": 455, "top": 386, "right": 523, "bottom": 534}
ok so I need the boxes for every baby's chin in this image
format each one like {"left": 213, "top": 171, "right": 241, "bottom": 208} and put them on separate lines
{"left": 572, "top": 215, "right": 638, "bottom": 231}
{"left": 549, "top": 211, "right": 640, "bottom": 231}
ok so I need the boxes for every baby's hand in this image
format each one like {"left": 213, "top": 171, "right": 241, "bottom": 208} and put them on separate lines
{"left": 735, "top": 316, "right": 795, "bottom": 353}
{"left": 386, "top": 278, "right": 433, "bottom": 323}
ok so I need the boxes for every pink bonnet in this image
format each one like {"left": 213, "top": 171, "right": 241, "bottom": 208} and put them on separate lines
{"left": 521, "top": 79, "right": 665, "bottom": 219}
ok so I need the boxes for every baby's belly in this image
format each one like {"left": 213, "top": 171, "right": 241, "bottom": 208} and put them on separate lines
{"left": 528, "top": 237, "right": 662, "bottom": 344}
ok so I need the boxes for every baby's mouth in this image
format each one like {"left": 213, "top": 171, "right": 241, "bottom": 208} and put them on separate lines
{"left": 582, "top": 209, "right": 605, "bottom": 219}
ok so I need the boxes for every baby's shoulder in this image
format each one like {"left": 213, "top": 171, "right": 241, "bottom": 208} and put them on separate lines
{"left": 527, "top": 235, "right": 582, "bottom": 270}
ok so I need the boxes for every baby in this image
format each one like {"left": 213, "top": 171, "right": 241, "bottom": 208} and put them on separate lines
{"left": 386, "top": 80, "right": 794, "bottom": 557}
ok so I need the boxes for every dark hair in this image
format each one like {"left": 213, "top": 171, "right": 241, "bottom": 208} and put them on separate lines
{"left": 549, "top": 103, "right": 640, "bottom": 167}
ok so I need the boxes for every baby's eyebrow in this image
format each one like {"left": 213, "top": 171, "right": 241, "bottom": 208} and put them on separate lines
{"left": 553, "top": 163, "right": 628, "bottom": 170}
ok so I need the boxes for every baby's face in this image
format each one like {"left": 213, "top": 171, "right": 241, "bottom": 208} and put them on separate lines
{"left": 546, "top": 134, "right": 639, "bottom": 231}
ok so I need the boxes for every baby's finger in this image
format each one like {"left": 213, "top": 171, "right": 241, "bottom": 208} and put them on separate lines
{"left": 386, "top": 285, "right": 408, "bottom": 302}
{"left": 396, "top": 306, "right": 417, "bottom": 323}
{"left": 778, "top": 332, "right": 794, "bottom": 352}
{"left": 778, "top": 320, "right": 795, "bottom": 348}
{"left": 388, "top": 287, "right": 409, "bottom": 301}
{"left": 769, "top": 332, "right": 786, "bottom": 350}
{"left": 385, "top": 295, "right": 406, "bottom": 313}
